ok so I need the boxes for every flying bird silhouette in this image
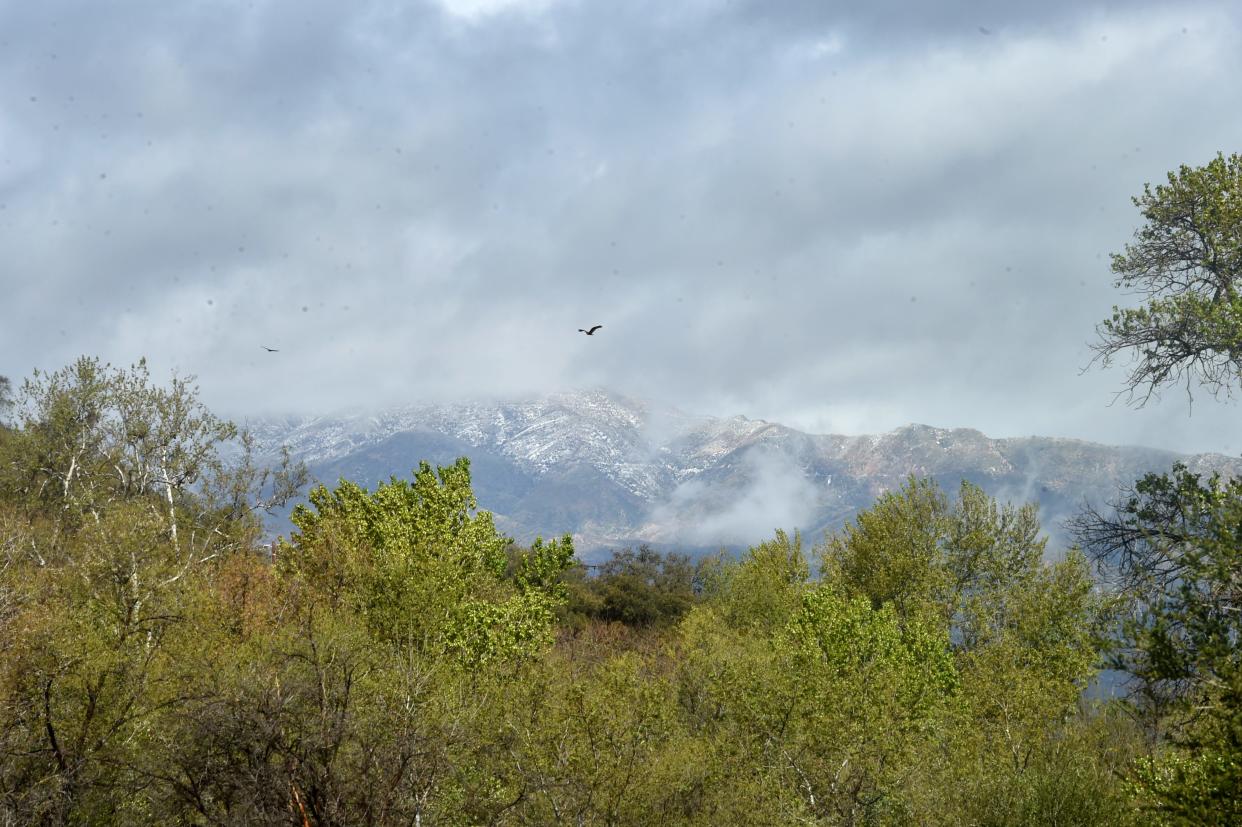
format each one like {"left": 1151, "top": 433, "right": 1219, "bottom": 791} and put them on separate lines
{"left": 578, "top": 325, "right": 603, "bottom": 336}
{"left": 260, "top": 345, "right": 279, "bottom": 352}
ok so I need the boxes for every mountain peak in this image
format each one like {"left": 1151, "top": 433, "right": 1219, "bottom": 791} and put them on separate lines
{"left": 253, "top": 392, "right": 1242, "bottom": 555}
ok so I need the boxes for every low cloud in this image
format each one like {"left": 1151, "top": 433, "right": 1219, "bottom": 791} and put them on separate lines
{"left": 648, "top": 446, "right": 821, "bottom": 548}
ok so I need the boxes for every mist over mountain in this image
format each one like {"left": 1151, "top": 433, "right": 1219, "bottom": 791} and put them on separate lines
{"left": 252, "top": 390, "right": 1242, "bottom": 559}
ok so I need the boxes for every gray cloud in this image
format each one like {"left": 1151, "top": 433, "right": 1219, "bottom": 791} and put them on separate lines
{"left": 646, "top": 445, "right": 822, "bottom": 548}
{"left": 1, "top": 0, "right": 1240, "bottom": 455}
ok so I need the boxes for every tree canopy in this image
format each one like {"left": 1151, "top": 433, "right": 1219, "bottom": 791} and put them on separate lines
{"left": 1092, "top": 152, "right": 1242, "bottom": 405}
{"left": 0, "top": 356, "right": 1175, "bottom": 823}
{"left": 1079, "top": 151, "right": 1242, "bottom": 824}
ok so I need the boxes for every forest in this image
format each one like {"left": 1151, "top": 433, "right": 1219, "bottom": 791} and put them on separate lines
{"left": 0, "top": 157, "right": 1239, "bottom": 825}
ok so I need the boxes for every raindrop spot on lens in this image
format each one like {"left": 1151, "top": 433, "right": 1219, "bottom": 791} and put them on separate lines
{"left": 302, "top": 306, "right": 309, "bottom": 312}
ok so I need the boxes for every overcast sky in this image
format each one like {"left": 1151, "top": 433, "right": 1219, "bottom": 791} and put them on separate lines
{"left": 2, "top": 0, "right": 1240, "bottom": 454}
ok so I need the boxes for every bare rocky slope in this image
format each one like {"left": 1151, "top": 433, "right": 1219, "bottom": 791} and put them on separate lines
{"left": 251, "top": 390, "right": 1241, "bottom": 559}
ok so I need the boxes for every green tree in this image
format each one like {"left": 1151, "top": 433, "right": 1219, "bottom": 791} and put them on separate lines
{"left": 1091, "top": 152, "right": 1242, "bottom": 404}
{"left": 1073, "top": 467, "right": 1242, "bottom": 823}
{"left": 710, "top": 529, "right": 809, "bottom": 633}
{"left": 282, "top": 458, "right": 573, "bottom": 665}
{"left": 822, "top": 479, "right": 1120, "bottom": 824}
{"left": 0, "top": 357, "right": 306, "bottom": 823}
{"left": 0, "top": 503, "right": 216, "bottom": 823}
{"left": 0, "top": 356, "right": 304, "bottom": 556}
{"left": 1082, "top": 153, "right": 1242, "bottom": 823}
{"left": 821, "top": 478, "right": 949, "bottom": 619}
{"left": 560, "top": 545, "right": 703, "bottom": 630}
{"left": 821, "top": 478, "right": 1059, "bottom": 644}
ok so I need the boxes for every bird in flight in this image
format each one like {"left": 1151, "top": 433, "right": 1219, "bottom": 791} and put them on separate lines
{"left": 578, "top": 325, "right": 603, "bottom": 336}
{"left": 260, "top": 345, "right": 279, "bottom": 352}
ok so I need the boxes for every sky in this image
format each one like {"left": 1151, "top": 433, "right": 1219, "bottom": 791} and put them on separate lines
{"left": 2, "top": 0, "right": 1240, "bottom": 455}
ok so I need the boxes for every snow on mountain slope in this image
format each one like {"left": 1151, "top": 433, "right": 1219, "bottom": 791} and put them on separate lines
{"left": 250, "top": 391, "right": 1242, "bottom": 556}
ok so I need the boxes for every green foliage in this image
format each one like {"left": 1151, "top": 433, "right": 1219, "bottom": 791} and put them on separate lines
{"left": 0, "top": 502, "right": 216, "bottom": 823}
{"left": 1092, "top": 151, "right": 1242, "bottom": 404}
{"left": 1082, "top": 153, "right": 1242, "bottom": 823}
{"left": 822, "top": 478, "right": 948, "bottom": 617}
{"left": 284, "top": 458, "right": 572, "bottom": 664}
{"left": 1077, "top": 466, "right": 1242, "bottom": 822}
{"left": 712, "top": 529, "right": 810, "bottom": 632}
{"left": 816, "top": 480, "right": 1124, "bottom": 823}
{"left": 0, "top": 356, "right": 305, "bottom": 557}
{"left": 822, "top": 478, "right": 1063, "bottom": 648}
{"left": 0, "top": 357, "right": 1167, "bottom": 824}
{"left": 562, "top": 545, "right": 704, "bottom": 630}
{"left": 788, "top": 589, "right": 958, "bottom": 717}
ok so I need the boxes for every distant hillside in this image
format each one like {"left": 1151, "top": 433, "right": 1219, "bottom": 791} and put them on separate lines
{"left": 251, "top": 390, "right": 1242, "bottom": 559}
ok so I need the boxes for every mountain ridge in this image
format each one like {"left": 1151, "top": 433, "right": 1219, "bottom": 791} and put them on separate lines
{"left": 250, "top": 390, "right": 1241, "bottom": 558}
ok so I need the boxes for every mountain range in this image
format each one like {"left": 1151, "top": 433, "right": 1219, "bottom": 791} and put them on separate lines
{"left": 251, "top": 390, "right": 1242, "bottom": 559}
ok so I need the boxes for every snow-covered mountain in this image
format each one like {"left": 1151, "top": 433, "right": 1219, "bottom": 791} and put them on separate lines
{"left": 250, "top": 390, "right": 1242, "bottom": 558}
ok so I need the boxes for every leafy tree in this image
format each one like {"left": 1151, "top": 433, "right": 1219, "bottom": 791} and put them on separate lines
{"left": 0, "top": 357, "right": 306, "bottom": 823}
{"left": 561, "top": 545, "right": 703, "bottom": 630}
{"left": 495, "top": 651, "right": 682, "bottom": 825}
{"left": 821, "top": 478, "right": 949, "bottom": 619}
{"left": 0, "top": 356, "right": 304, "bottom": 556}
{"left": 0, "top": 503, "right": 214, "bottom": 823}
{"left": 821, "top": 479, "right": 1118, "bottom": 823}
{"left": 282, "top": 458, "right": 573, "bottom": 665}
{"left": 1091, "top": 152, "right": 1242, "bottom": 404}
{"left": 821, "top": 479, "right": 1060, "bottom": 644}
{"left": 709, "top": 529, "right": 809, "bottom": 633}
{"left": 1082, "top": 153, "right": 1242, "bottom": 822}
{"left": 673, "top": 527, "right": 960, "bottom": 823}
{"left": 1073, "top": 467, "right": 1242, "bottom": 822}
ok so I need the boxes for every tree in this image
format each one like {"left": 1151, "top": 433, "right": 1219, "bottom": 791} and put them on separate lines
{"left": 560, "top": 545, "right": 703, "bottom": 630}
{"left": 1072, "top": 467, "right": 1242, "bottom": 822}
{"left": 819, "top": 480, "right": 1120, "bottom": 824}
{"left": 0, "top": 358, "right": 307, "bottom": 823}
{"left": 1091, "top": 152, "right": 1242, "bottom": 405}
{"left": 1081, "top": 153, "right": 1242, "bottom": 823}
{"left": 0, "top": 356, "right": 305, "bottom": 558}
{"left": 282, "top": 458, "right": 573, "bottom": 664}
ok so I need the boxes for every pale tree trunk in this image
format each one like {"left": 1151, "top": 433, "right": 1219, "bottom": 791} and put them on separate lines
{"left": 160, "top": 447, "right": 179, "bottom": 554}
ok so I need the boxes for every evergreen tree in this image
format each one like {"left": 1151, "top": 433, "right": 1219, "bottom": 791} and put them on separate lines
{"left": 1092, "top": 152, "right": 1242, "bottom": 404}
